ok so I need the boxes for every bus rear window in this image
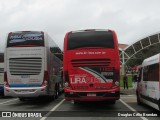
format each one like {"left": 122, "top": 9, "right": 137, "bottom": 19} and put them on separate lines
{"left": 7, "top": 31, "right": 44, "bottom": 47}
{"left": 67, "top": 31, "right": 114, "bottom": 50}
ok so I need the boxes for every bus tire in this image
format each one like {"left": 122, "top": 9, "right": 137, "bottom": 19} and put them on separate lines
{"left": 111, "top": 100, "right": 116, "bottom": 104}
{"left": 49, "top": 95, "right": 55, "bottom": 101}
{"left": 106, "top": 100, "right": 116, "bottom": 104}
{"left": 136, "top": 91, "right": 141, "bottom": 105}
{"left": 19, "top": 97, "right": 25, "bottom": 101}
{"left": 158, "top": 100, "right": 160, "bottom": 111}
{"left": 73, "top": 100, "right": 79, "bottom": 104}
{"left": 108, "top": 100, "right": 116, "bottom": 104}
{"left": 44, "top": 96, "right": 54, "bottom": 102}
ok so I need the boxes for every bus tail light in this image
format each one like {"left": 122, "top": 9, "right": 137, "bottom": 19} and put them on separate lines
{"left": 114, "top": 81, "right": 120, "bottom": 86}
{"left": 4, "top": 72, "right": 10, "bottom": 87}
{"left": 41, "top": 71, "right": 49, "bottom": 87}
{"left": 64, "top": 82, "right": 69, "bottom": 88}
{"left": 112, "top": 82, "right": 119, "bottom": 88}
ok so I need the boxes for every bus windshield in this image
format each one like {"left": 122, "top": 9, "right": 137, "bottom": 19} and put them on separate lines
{"left": 67, "top": 31, "right": 114, "bottom": 50}
{"left": 7, "top": 31, "right": 44, "bottom": 47}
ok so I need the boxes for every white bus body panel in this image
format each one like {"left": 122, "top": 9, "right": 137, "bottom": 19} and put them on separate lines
{"left": 138, "top": 53, "right": 160, "bottom": 111}
{"left": 141, "top": 82, "right": 159, "bottom": 110}
{"left": 4, "top": 47, "right": 47, "bottom": 97}
{"left": 0, "top": 63, "right": 4, "bottom": 92}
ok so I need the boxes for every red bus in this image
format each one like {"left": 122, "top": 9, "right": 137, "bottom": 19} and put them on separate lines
{"left": 63, "top": 29, "right": 120, "bottom": 103}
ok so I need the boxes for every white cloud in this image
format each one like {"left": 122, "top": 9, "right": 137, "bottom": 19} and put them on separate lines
{"left": 0, "top": 0, "right": 160, "bottom": 52}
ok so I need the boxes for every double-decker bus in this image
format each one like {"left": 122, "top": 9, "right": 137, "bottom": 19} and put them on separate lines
{"left": 136, "top": 53, "right": 160, "bottom": 111}
{"left": 4, "top": 31, "right": 63, "bottom": 101}
{"left": 0, "top": 53, "right": 4, "bottom": 95}
{"left": 63, "top": 29, "right": 120, "bottom": 103}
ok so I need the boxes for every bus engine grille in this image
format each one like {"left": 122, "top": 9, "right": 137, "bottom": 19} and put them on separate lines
{"left": 9, "top": 58, "right": 42, "bottom": 75}
{"left": 71, "top": 59, "right": 111, "bottom": 67}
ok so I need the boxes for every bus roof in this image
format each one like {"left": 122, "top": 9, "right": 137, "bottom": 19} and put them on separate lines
{"left": 71, "top": 29, "right": 112, "bottom": 33}
{"left": 142, "top": 53, "right": 160, "bottom": 66}
{"left": 9, "top": 31, "right": 44, "bottom": 34}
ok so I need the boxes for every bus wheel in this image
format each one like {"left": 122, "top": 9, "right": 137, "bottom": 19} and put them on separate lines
{"left": 19, "top": 97, "right": 25, "bottom": 101}
{"left": 111, "top": 100, "right": 116, "bottom": 104}
{"left": 73, "top": 100, "right": 79, "bottom": 104}
{"left": 107, "top": 100, "right": 116, "bottom": 104}
{"left": 49, "top": 95, "right": 55, "bottom": 101}
{"left": 136, "top": 91, "right": 141, "bottom": 105}
{"left": 55, "top": 84, "right": 59, "bottom": 99}
{"left": 158, "top": 100, "right": 160, "bottom": 110}
{"left": 44, "top": 96, "right": 54, "bottom": 102}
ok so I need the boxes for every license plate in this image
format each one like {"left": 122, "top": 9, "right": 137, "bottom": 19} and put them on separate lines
{"left": 21, "top": 75, "right": 29, "bottom": 78}
{"left": 87, "top": 93, "right": 96, "bottom": 96}
{"left": 18, "top": 90, "right": 29, "bottom": 93}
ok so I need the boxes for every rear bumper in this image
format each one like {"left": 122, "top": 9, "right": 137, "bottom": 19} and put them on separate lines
{"left": 64, "top": 88, "right": 120, "bottom": 101}
{"left": 4, "top": 86, "right": 48, "bottom": 97}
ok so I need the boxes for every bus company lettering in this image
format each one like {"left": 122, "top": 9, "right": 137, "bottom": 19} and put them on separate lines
{"left": 10, "top": 35, "right": 22, "bottom": 39}
{"left": 10, "top": 35, "right": 43, "bottom": 41}
{"left": 76, "top": 51, "right": 106, "bottom": 55}
{"left": 24, "top": 36, "right": 43, "bottom": 41}
{"left": 70, "top": 76, "right": 101, "bottom": 84}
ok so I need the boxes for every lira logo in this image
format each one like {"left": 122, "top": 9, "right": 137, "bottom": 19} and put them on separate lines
{"left": 70, "top": 77, "right": 86, "bottom": 84}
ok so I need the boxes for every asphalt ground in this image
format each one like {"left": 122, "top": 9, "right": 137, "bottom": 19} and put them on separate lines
{"left": 0, "top": 92, "right": 159, "bottom": 120}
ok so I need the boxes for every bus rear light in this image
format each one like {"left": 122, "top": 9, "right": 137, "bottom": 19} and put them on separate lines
{"left": 4, "top": 72, "right": 10, "bottom": 87}
{"left": 115, "top": 81, "right": 119, "bottom": 86}
{"left": 41, "top": 71, "right": 49, "bottom": 87}
{"left": 41, "top": 80, "right": 48, "bottom": 87}
{"left": 64, "top": 82, "right": 69, "bottom": 87}
{"left": 112, "top": 81, "right": 120, "bottom": 88}
{"left": 64, "top": 82, "right": 71, "bottom": 89}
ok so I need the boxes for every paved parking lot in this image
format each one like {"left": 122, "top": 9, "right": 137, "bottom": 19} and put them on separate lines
{"left": 0, "top": 90, "right": 159, "bottom": 120}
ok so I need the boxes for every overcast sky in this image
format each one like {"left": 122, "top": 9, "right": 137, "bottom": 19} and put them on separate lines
{"left": 0, "top": 0, "right": 160, "bottom": 52}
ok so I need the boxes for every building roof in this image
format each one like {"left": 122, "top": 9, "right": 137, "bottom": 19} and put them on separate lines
{"left": 118, "top": 43, "right": 129, "bottom": 50}
{"left": 119, "top": 32, "right": 160, "bottom": 66}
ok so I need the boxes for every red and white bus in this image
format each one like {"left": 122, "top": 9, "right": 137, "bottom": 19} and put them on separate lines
{"left": 63, "top": 29, "right": 120, "bottom": 103}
